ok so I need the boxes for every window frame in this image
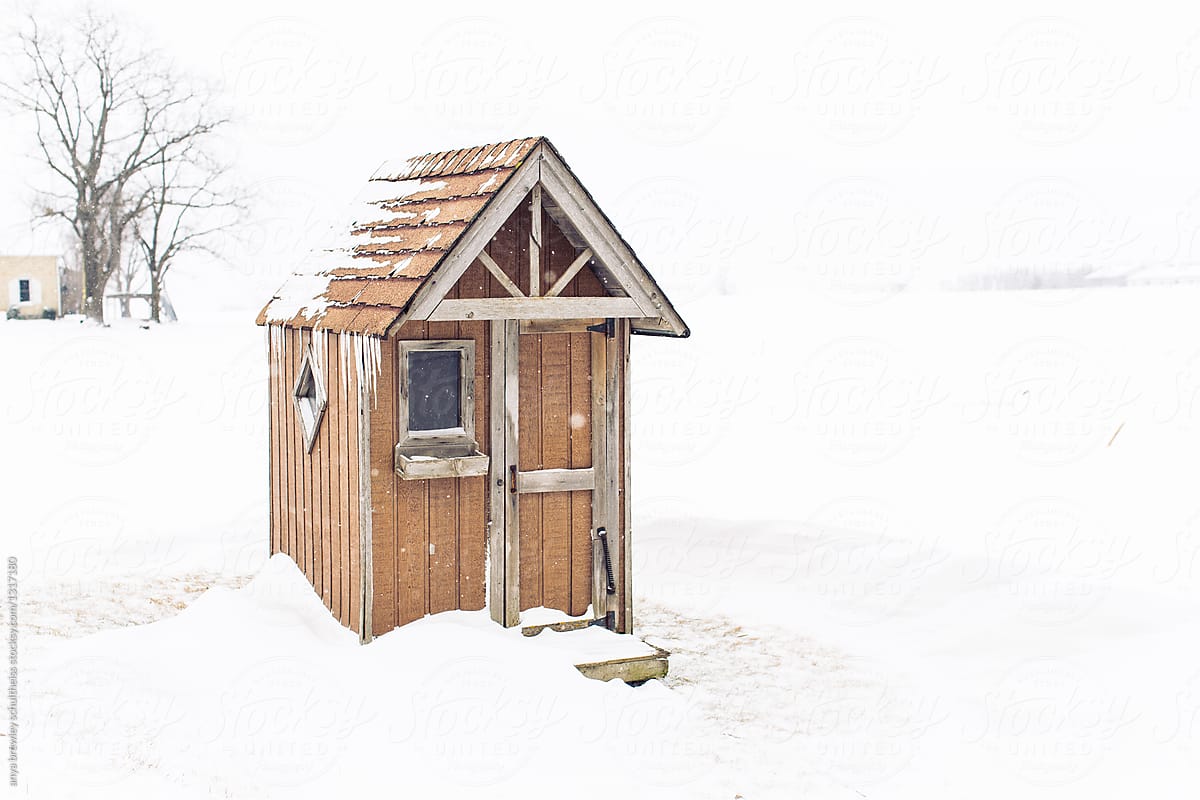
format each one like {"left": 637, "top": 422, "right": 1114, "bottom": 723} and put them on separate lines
{"left": 292, "top": 346, "right": 327, "bottom": 453}
{"left": 17, "top": 279, "right": 30, "bottom": 303}
{"left": 397, "top": 339, "right": 476, "bottom": 457}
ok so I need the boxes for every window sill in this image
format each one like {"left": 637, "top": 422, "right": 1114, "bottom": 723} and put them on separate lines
{"left": 394, "top": 449, "right": 490, "bottom": 481}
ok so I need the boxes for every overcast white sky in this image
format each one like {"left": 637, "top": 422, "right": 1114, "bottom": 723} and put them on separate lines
{"left": 3, "top": 0, "right": 1200, "bottom": 304}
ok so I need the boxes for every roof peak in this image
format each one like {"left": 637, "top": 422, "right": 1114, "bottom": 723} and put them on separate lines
{"left": 371, "top": 137, "right": 545, "bottom": 183}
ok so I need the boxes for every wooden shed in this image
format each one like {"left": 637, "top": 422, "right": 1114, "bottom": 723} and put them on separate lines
{"left": 256, "top": 137, "right": 688, "bottom": 644}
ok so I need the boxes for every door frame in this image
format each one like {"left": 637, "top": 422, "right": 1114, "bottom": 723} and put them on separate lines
{"left": 487, "top": 318, "right": 619, "bottom": 627}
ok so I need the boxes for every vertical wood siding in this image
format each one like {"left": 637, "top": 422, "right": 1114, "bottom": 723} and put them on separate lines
{"left": 568, "top": 327, "right": 593, "bottom": 616}
{"left": 377, "top": 312, "right": 491, "bottom": 635}
{"left": 617, "top": 320, "right": 632, "bottom": 633}
{"left": 269, "top": 326, "right": 366, "bottom": 639}
{"left": 268, "top": 331, "right": 280, "bottom": 557}
{"left": 328, "top": 341, "right": 343, "bottom": 627}
{"left": 370, "top": 337, "right": 397, "bottom": 635}
{"left": 272, "top": 189, "right": 627, "bottom": 638}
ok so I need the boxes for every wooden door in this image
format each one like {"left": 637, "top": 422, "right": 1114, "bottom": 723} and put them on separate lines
{"left": 489, "top": 319, "right": 617, "bottom": 626}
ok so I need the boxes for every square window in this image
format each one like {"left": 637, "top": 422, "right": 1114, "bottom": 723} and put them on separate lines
{"left": 408, "top": 349, "right": 462, "bottom": 431}
{"left": 292, "top": 347, "right": 327, "bottom": 453}
{"left": 397, "top": 340, "right": 476, "bottom": 457}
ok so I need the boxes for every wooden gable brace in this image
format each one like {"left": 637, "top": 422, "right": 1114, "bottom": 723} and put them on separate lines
{"left": 388, "top": 142, "right": 689, "bottom": 337}
{"left": 536, "top": 145, "right": 687, "bottom": 336}
{"left": 386, "top": 153, "right": 542, "bottom": 336}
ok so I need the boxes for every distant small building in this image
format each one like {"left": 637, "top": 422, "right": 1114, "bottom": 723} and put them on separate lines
{"left": 1, "top": 255, "right": 62, "bottom": 319}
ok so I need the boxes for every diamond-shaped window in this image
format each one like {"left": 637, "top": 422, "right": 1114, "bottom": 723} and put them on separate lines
{"left": 293, "top": 348, "right": 327, "bottom": 452}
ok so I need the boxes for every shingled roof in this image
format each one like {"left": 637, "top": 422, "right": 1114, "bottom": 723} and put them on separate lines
{"left": 256, "top": 136, "right": 687, "bottom": 338}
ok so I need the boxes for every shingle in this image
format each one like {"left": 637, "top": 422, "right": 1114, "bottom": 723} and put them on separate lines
{"left": 258, "top": 137, "right": 542, "bottom": 335}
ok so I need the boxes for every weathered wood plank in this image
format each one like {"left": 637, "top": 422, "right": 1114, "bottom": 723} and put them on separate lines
{"left": 395, "top": 472, "right": 427, "bottom": 626}
{"left": 540, "top": 331, "right": 570, "bottom": 612}
{"left": 575, "top": 644, "right": 669, "bottom": 684}
{"left": 337, "top": 334, "right": 350, "bottom": 627}
{"left": 355, "top": 342, "right": 372, "bottom": 642}
{"left": 286, "top": 328, "right": 298, "bottom": 566}
{"left": 428, "top": 296, "right": 644, "bottom": 321}
{"left": 458, "top": 318, "right": 488, "bottom": 611}
{"left": 347, "top": 337, "right": 362, "bottom": 637}
{"left": 317, "top": 335, "right": 329, "bottom": 610}
{"left": 520, "top": 618, "right": 599, "bottom": 637}
{"left": 619, "top": 320, "right": 633, "bottom": 634}
{"left": 488, "top": 320, "right": 507, "bottom": 624}
{"left": 568, "top": 329, "right": 593, "bottom": 616}
{"left": 345, "top": 337, "right": 357, "bottom": 629}
{"left": 427, "top": 475, "right": 458, "bottom": 614}
{"left": 529, "top": 183, "right": 542, "bottom": 296}
{"left": 519, "top": 318, "right": 602, "bottom": 335}
{"left": 371, "top": 337, "right": 396, "bottom": 635}
{"left": 605, "top": 327, "right": 621, "bottom": 626}
{"left": 518, "top": 330, "right": 542, "bottom": 610}
{"left": 394, "top": 327, "right": 426, "bottom": 628}
{"left": 323, "top": 336, "right": 334, "bottom": 612}
{"left": 329, "top": 338, "right": 342, "bottom": 623}
{"left": 590, "top": 333, "right": 610, "bottom": 621}
{"left": 516, "top": 467, "right": 595, "bottom": 493}
{"left": 544, "top": 248, "right": 593, "bottom": 298}
{"left": 268, "top": 330, "right": 279, "bottom": 557}
{"left": 298, "top": 330, "right": 312, "bottom": 586}
{"left": 427, "top": 319, "right": 460, "bottom": 614}
{"left": 502, "top": 320, "right": 521, "bottom": 625}
{"left": 335, "top": 339, "right": 348, "bottom": 624}
{"left": 478, "top": 250, "right": 523, "bottom": 298}
{"left": 396, "top": 451, "right": 489, "bottom": 480}
{"left": 270, "top": 330, "right": 280, "bottom": 558}
{"left": 288, "top": 329, "right": 300, "bottom": 572}
{"left": 568, "top": 255, "right": 608, "bottom": 297}
{"left": 277, "top": 330, "right": 287, "bottom": 561}
{"left": 307, "top": 332, "right": 318, "bottom": 590}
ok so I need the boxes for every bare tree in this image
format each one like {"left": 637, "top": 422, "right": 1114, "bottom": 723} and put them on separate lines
{"left": 134, "top": 144, "right": 240, "bottom": 322}
{"left": 1, "top": 11, "right": 227, "bottom": 322}
{"left": 112, "top": 236, "right": 143, "bottom": 319}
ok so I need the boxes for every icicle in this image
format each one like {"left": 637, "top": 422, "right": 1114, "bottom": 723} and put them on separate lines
{"left": 269, "top": 324, "right": 286, "bottom": 375}
{"left": 347, "top": 332, "right": 382, "bottom": 408}
{"left": 310, "top": 328, "right": 328, "bottom": 378}
{"left": 339, "top": 331, "right": 354, "bottom": 396}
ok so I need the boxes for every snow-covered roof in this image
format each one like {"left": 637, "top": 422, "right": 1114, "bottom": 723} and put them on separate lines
{"left": 256, "top": 137, "right": 543, "bottom": 335}
{"left": 257, "top": 136, "right": 689, "bottom": 339}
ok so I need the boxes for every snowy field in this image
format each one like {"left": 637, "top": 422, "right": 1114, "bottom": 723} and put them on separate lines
{"left": 4, "top": 279, "right": 1200, "bottom": 798}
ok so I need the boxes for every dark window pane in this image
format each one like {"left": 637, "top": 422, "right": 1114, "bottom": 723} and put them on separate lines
{"left": 409, "top": 350, "right": 461, "bottom": 431}
{"left": 18, "top": 279, "right": 30, "bottom": 302}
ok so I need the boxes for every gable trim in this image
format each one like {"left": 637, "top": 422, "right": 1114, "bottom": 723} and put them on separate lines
{"left": 386, "top": 149, "right": 544, "bottom": 336}
{"left": 544, "top": 248, "right": 594, "bottom": 298}
{"left": 391, "top": 141, "right": 689, "bottom": 339}
{"left": 537, "top": 144, "right": 689, "bottom": 337}
{"left": 428, "top": 296, "right": 644, "bottom": 321}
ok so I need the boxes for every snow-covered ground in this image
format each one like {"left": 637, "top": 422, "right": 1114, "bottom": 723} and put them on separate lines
{"left": 4, "top": 280, "right": 1200, "bottom": 798}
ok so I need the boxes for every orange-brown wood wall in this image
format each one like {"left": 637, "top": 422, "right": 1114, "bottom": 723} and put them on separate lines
{"left": 368, "top": 312, "right": 491, "bottom": 636}
{"left": 516, "top": 328, "right": 594, "bottom": 618}
{"left": 367, "top": 191, "right": 618, "bottom": 636}
{"left": 268, "top": 326, "right": 364, "bottom": 638}
{"left": 268, "top": 190, "right": 632, "bottom": 640}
